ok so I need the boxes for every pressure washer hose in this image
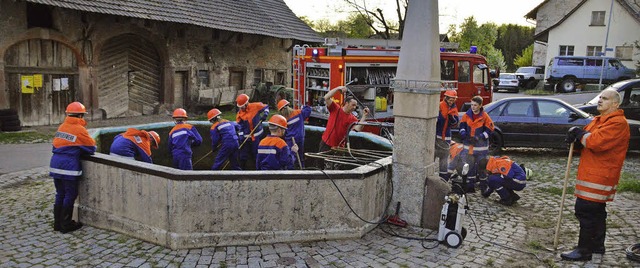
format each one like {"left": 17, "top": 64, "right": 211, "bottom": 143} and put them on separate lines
{"left": 627, "top": 243, "right": 640, "bottom": 262}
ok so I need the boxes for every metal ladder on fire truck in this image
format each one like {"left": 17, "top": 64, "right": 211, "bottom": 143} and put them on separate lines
{"left": 291, "top": 45, "right": 309, "bottom": 109}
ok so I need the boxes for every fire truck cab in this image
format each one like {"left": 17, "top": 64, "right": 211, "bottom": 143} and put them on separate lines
{"left": 291, "top": 44, "right": 493, "bottom": 133}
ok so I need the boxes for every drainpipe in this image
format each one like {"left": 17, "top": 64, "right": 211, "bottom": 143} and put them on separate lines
{"left": 391, "top": 0, "right": 446, "bottom": 228}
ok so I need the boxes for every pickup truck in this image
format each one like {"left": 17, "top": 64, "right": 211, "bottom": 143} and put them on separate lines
{"left": 514, "top": 66, "right": 544, "bottom": 89}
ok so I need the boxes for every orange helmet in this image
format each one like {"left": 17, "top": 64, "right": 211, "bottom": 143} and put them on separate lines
{"left": 65, "top": 102, "right": 87, "bottom": 114}
{"left": 277, "top": 99, "right": 290, "bottom": 111}
{"left": 172, "top": 108, "right": 188, "bottom": 119}
{"left": 268, "top": 114, "right": 288, "bottom": 129}
{"left": 444, "top": 90, "right": 458, "bottom": 99}
{"left": 207, "top": 108, "right": 221, "bottom": 121}
{"left": 148, "top": 131, "right": 161, "bottom": 149}
{"left": 236, "top": 94, "right": 249, "bottom": 107}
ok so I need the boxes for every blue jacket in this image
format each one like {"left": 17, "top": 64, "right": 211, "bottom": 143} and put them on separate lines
{"left": 210, "top": 120, "right": 240, "bottom": 149}
{"left": 436, "top": 101, "right": 458, "bottom": 143}
{"left": 110, "top": 128, "right": 154, "bottom": 163}
{"left": 283, "top": 106, "right": 311, "bottom": 148}
{"left": 256, "top": 135, "right": 293, "bottom": 170}
{"left": 49, "top": 117, "right": 96, "bottom": 180}
{"left": 168, "top": 122, "right": 202, "bottom": 156}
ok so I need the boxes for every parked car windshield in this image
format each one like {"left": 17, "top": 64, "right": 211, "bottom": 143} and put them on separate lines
{"left": 585, "top": 81, "right": 625, "bottom": 105}
{"left": 499, "top": 73, "right": 516, "bottom": 79}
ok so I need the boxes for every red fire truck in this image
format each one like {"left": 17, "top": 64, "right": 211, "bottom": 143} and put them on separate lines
{"left": 291, "top": 45, "right": 494, "bottom": 134}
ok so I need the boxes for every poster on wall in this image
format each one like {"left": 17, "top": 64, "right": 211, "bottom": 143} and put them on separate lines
{"left": 33, "top": 74, "right": 43, "bottom": 88}
{"left": 60, "top": 78, "right": 69, "bottom": 91}
{"left": 21, "top": 75, "right": 34, "bottom": 94}
{"left": 53, "top": 78, "right": 61, "bottom": 92}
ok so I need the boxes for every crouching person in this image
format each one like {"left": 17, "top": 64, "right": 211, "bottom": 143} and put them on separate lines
{"left": 478, "top": 156, "right": 527, "bottom": 206}
{"left": 110, "top": 128, "right": 160, "bottom": 163}
{"left": 256, "top": 115, "right": 298, "bottom": 170}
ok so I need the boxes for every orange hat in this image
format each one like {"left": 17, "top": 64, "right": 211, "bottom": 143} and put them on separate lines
{"left": 65, "top": 102, "right": 87, "bottom": 114}
{"left": 148, "top": 131, "right": 161, "bottom": 149}
{"left": 236, "top": 94, "right": 249, "bottom": 107}
{"left": 277, "top": 99, "right": 290, "bottom": 111}
{"left": 207, "top": 108, "right": 222, "bottom": 121}
{"left": 444, "top": 90, "right": 458, "bottom": 98}
{"left": 172, "top": 108, "right": 188, "bottom": 119}
{"left": 268, "top": 114, "right": 288, "bottom": 129}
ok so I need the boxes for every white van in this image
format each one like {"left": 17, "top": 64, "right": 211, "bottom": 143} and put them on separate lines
{"left": 544, "top": 56, "right": 636, "bottom": 92}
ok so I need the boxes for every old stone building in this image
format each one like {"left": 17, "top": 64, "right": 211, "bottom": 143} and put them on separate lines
{"left": 0, "top": 0, "right": 320, "bottom": 126}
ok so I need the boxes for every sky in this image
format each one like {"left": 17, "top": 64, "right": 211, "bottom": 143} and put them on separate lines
{"left": 283, "top": 0, "right": 545, "bottom": 33}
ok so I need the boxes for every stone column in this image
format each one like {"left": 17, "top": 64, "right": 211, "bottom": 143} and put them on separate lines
{"left": 391, "top": 0, "right": 447, "bottom": 228}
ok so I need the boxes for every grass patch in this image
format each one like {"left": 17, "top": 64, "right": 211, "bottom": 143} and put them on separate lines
{"left": 0, "top": 131, "right": 52, "bottom": 144}
{"left": 524, "top": 89, "right": 554, "bottom": 95}
{"left": 543, "top": 258, "right": 558, "bottom": 268}
{"left": 527, "top": 240, "right": 543, "bottom": 250}
{"left": 486, "top": 258, "right": 495, "bottom": 267}
{"left": 618, "top": 173, "right": 640, "bottom": 193}
{"left": 537, "top": 186, "right": 574, "bottom": 196}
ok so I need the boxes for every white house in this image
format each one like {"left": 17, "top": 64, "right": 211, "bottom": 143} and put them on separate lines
{"left": 526, "top": 0, "right": 640, "bottom": 72}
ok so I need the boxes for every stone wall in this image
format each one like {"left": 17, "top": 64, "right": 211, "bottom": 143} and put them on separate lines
{"left": 78, "top": 153, "right": 391, "bottom": 249}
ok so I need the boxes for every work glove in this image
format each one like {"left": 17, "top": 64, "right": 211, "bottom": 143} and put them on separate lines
{"left": 565, "top": 126, "right": 586, "bottom": 144}
{"left": 291, "top": 143, "right": 299, "bottom": 154}
{"left": 459, "top": 129, "right": 468, "bottom": 141}
{"left": 260, "top": 108, "right": 269, "bottom": 121}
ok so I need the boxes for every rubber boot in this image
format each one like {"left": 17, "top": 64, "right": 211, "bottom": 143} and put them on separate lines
{"left": 53, "top": 205, "right": 62, "bottom": 231}
{"left": 561, "top": 248, "right": 592, "bottom": 261}
{"left": 60, "top": 206, "right": 83, "bottom": 234}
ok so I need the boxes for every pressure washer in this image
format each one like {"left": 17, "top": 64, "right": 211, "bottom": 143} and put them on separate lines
{"left": 437, "top": 163, "right": 469, "bottom": 248}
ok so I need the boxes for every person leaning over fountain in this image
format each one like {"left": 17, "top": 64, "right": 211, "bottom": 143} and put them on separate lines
{"left": 168, "top": 108, "right": 203, "bottom": 170}
{"left": 109, "top": 128, "right": 160, "bottom": 163}
{"left": 207, "top": 108, "right": 242, "bottom": 170}
{"left": 49, "top": 102, "right": 96, "bottom": 233}
{"left": 277, "top": 99, "right": 311, "bottom": 169}
{"left": 256, "top": 115, "right": 298, "bottom": 170}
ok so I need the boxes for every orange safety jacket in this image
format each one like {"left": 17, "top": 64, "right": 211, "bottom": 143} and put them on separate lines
{"left": 575, "top": 109, "right": 630, "bottom": 203}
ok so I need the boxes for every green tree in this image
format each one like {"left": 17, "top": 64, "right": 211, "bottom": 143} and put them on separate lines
{"left": 448, "top": 17, "right": 498, "bottom": 57}
{"left": 346, "top": 13, "right": 375, "bottom": 38}
{"left": 495, "top": 24, "right": 534, "bottom": 71}
{"left": 486, "top": 47, "right": 507, "bottom": 73}
{"left": 342, "top": 0, "right": 407, "bottom": 39}
{"left": 513, "top": 45, "right": 534, "bottom": 68}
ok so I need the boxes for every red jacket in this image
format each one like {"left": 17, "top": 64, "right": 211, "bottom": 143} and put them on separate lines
{"left": 575, "top": 109, "right": 629, "bottom": 203}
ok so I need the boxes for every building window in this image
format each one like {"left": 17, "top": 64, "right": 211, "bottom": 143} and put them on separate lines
{"left": 253, "top": 69, "right": 264, "bottom": 86}
{"left": 615, "top": 46, "right": 633, "bottom": 60}
{"left": 198, "top": 70, "right": 209, "bottom": 87}
{"left": 27, "top": 3, "right": 54, "bottom": 29}
{"left": 586, "top": 46, "right": 603, "bottom": 56}
{"left": 559, "top": 45, "right": 574, "bottom": 56}
{"left": 276, "top": 71, "right": 286, "bottom": 85}
{"left": 590, "top": 11, "right": 606, "bottom": 26}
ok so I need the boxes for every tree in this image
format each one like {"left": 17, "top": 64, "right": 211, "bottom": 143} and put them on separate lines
{"left": 513, "top": 45, "right": 534, "bottom": 68}
{"left": 495, "top": 24, "right": 534, "bottom": 71}
{"left": 448, "top": 17, "right": 498, "bottom": 57}
{"left": 346, "top": 13, "right": 375, "bottom": 38}
{"left": 342, "top": 0, "right": 407, "bottom": 39}
{"left": 486, "top": 47, "right": 507, "bottom": 73}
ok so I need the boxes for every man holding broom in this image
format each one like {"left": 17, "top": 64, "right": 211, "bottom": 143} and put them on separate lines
{"left": 561, "top": 89, "right": 629, "bottom": 261}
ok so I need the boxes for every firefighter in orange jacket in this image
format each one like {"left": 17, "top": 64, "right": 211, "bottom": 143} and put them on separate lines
{"left": 560, "top": 89, "right": 630, "bottom": 262}
{"left": 443, "top": 141, "right": 464, "bottom": 181}
{"left": 458, "top": 95, "right": 494, "bottom": 193}
{"left": 436, "top": 90, "right": 459, "bottom": 180}
{"left": 109, "top": 128, "right": 160, "bottom": 163}
{"left": 256, "top": 115, "right": 298, "bottom": 170}
{"left": 478, "top": 156, "right": 527, "bottom": 206}
{"left": 236, "top": 93, "right": 269, "bottom": 169}
{"left": 49, "top": 102, "right": 96, "bottom": 233}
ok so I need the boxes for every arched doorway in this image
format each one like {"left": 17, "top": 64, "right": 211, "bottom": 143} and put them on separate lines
{"left": 3, "top": 39, "right": 78, "bottom": 126}
{"left": 98, "top": 34, "right": 161, "bottom": 118}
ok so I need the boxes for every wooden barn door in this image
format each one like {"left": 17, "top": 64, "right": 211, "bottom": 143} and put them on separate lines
{"left": 3, "top": 40, "right": 78, "bottom": 126}
{"left": 98, "top": 34, "right": 161, "bottom": 118}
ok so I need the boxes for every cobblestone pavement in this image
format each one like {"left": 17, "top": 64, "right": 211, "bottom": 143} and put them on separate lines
{"left": 1, "top": 150, "right": 639, "bottom": 268}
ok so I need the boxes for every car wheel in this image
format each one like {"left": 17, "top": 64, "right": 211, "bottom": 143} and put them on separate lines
{"left": 489, "top": 132, "right": 503, "bottom": 155}
{"left": 560, "top": 79, "right": 576, "bottom": 92}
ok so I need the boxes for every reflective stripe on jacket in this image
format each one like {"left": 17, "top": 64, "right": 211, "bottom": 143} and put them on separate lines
{"left": 50, "top": 116, "right": 96, "bottom": 180}
{"left": 236, "top": 102, "right": 269, "bottom": 141}
{"left": 109, "top": 128, "right": 153, "bottom": 163}
{"left": 168, "top": 123, "right": 203, "bottom": 156}
{"left": 486, "top": 156, "right": 526, "bottom": 185}
{"left": 284, "top": 106, "right": 312, "bottom": 148}
{"left": 575, "top": 109, "right": 630, "bottom": 203}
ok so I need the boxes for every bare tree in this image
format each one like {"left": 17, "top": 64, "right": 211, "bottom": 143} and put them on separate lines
{"left": 343, "top": 0, "right": 408, "bottom": 39}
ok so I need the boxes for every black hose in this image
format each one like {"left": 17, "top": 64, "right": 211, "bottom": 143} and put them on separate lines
{"left": 627, "top": 243, "right": 640, "bottom": 262}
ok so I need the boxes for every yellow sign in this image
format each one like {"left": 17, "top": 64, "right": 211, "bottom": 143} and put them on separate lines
{"left": 21, "top": 75, "right": 34, "bottom": 94}
{"left": 33, "top": 74, "right": 43, "bottom": 87}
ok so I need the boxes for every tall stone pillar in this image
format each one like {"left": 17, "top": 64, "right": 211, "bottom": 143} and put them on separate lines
{"left": 391, "top": 0, "right": 446, "bottom": 228}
